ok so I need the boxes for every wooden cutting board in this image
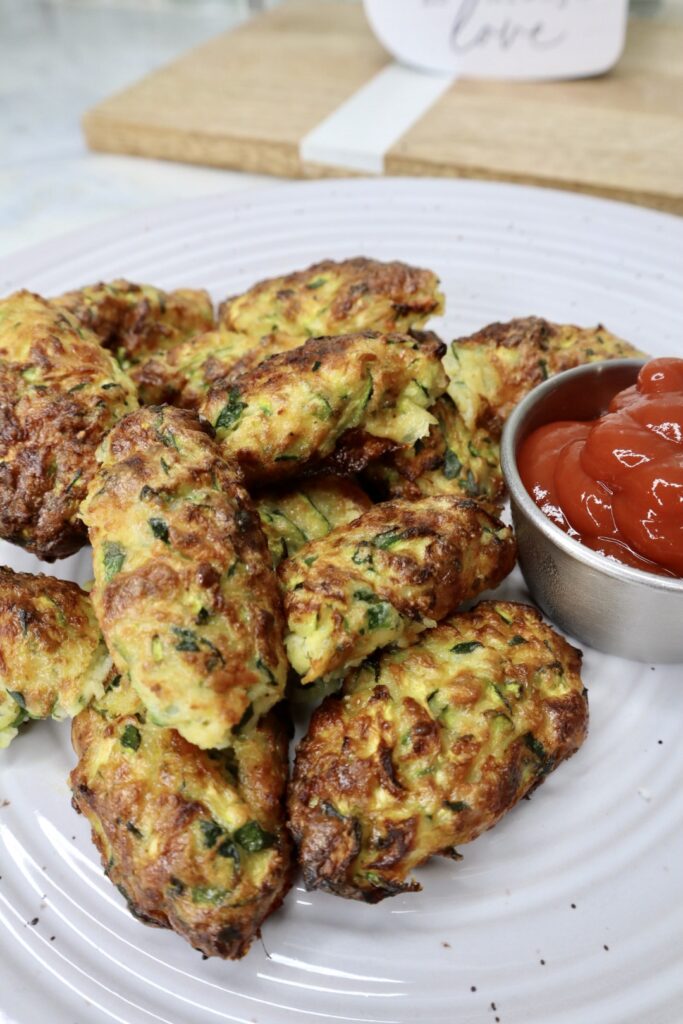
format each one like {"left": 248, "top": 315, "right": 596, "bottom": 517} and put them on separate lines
{"left": 83, "top": 0, "right": 683, "bottom": 214}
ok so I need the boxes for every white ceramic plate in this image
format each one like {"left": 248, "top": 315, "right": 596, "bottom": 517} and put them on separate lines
{"left": 0, "top": 179, "right": 681, "bottom": 1024}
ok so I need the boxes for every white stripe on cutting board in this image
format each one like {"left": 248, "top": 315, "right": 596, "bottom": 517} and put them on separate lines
{"left": 300, "top": 62, "right": 456, "bottom": 175}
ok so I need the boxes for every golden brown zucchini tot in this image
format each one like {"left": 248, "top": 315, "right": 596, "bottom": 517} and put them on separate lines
{"left": 0, "top": 291, "right": 137, "bottom": 560}
{"left": 71, "top": 678, "right": 293, "bottom": 958}
{"left": 289, "top": 601, "right": 588, "bottom": 902}
{"left": 280, "top": 496, "right": 516, "bottom": 685}
{"left": 200, "top": 331, "right": 447, "bottom": 487}
{"left": 81, "top": 405, "right": 287, "bottom": 749}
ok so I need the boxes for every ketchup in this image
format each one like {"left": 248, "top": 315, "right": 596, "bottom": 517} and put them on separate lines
{"left": 517, "top": 358, "right": 683, "bottom": 578}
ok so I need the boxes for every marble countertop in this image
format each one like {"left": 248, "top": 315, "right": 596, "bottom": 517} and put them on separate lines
{"left": 0, "top": 1, "right": 276, "bottom": 257}
{"left": 2, "top": 0, "right": 680, "bottom": 259}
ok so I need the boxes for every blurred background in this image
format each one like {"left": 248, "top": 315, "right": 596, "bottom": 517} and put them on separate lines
{"left": 1, "top": 0, "right": 679, "bottom": 253}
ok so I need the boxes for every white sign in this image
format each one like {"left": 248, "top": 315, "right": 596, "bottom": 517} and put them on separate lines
{"left": 363, "top": 0, "right": 629, "bottom": 80}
